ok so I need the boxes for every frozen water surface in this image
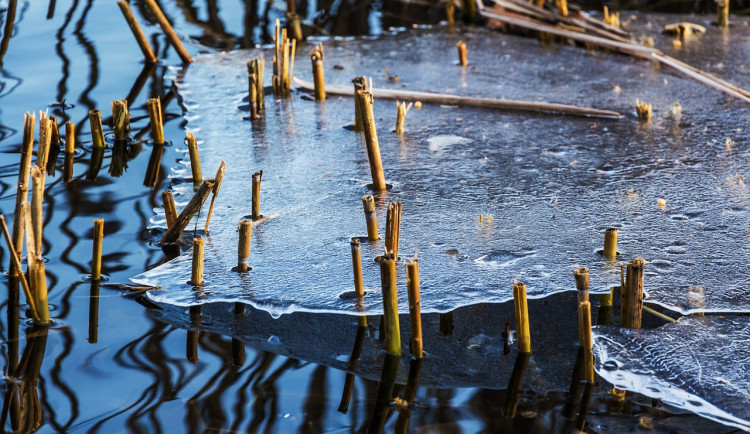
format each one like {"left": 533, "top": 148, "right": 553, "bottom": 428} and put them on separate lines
{"left": 593, "top": 316, "right": 750, "bottom": 431}
{"left": 134, "top": 23, "right": 750, "bottom": 316}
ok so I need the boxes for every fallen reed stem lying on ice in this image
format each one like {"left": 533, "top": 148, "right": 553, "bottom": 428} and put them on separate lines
{"left": 160, "top": 180, "right": 215, "bottom": 244}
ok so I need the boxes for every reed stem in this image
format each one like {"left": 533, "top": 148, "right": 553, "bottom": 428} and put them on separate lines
{"left": 111, "top": 99, "right": 130, "bottom": 141}
{"left": 378, "top": 254, "right": 401, "bottom": 355}
{"left": 11, "top": 113, "right": 35, "bottom": 275}
{"left": 556, "top": 0, "right": 568, "bottom": 17}
{"left": 621, "top": 258, "right": 645, "bottom": 328}
{"left": 578, "top": 301, "right": 594, "bottom": 383}
{"left": 574, "top": 266, "right": 589, "bottom": 303}
{"left": 512, "top": 281, "right": 531, "bottom": 353}
{"left": 203, "top": 160, "right": 226, "bottom": 234}
{"left": 718, "top": 0, "right": 729, "bottom": 28}
{"left": 147, "top": 97, "right": 164, "bottom": 144}
{"left": 238, "top": 220, "right": 252, "bottom": 273}
{"left": 117, "top": 0, "right": 159, "bottom": 63}
{"left": 635, "top": 99, "right": 652, "bottom": 122}
{"left": 143, "top": 0, "right": 192, "bottom": 63}
{"left": 185, "top": 132, "right": 202, "bottom": 185}
{"left": 162, "top": 191, "right": 178, "bottom": 229}
{"left": 30, "top": 167, "right": 45, "bottom": 254}
{"left": 456, "top": 41, "right": 467, "bottom": 67}
{"left": 352, "top": 76, "right": 368, "bottom": 131}
{"left": 350, "top": 238, "right": 367, "bottom": 327}
{"left": 23, "top": 201, "right": 49, "bottom": 323}
{"left": 385, "top": 202, "right": 402, "bottom": 258}
{"left": 91, "top": 219, "right": 104, "bottom": 280}
{"left": 64, "top": 122, "right": 74, "bottom": 182}
{"left": 405, "top": 257, "right": 423, "bottom": 357}
{"left": 248, "top": 74, "right": 258, "bottom": 121}
{"left": 252, "top": 170, "right": 263, "bottom": 220}
{"left": 0, "top": 215, "right": 37, "bottom": 319}
{"left": 395, "top": 101, "right": 412, "bottom": 135}
{"left": 37, "top": 113, "right": 52, "bottom": 172}
{"left": 356, "top": 90, "right": 387, "bottom": 191}
{"left": 190, "top": 238, "right": 204, "bottom": 286}
{"left": 603, "top": 227, "right": 618, "bottom": 259}
{"left": 160, "top": 180, "right": 215, "bottom": 244}
{"left": 247, "top": 56, "right": 265, "bottom": 109}
{"left": 310, "top": 43, "right": 325, "bottom": 100}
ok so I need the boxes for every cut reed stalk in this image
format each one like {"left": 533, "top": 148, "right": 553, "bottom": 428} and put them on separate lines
{"left": 395, "top": 101, "right": 412, "bottom": 135}
{"left": 189, "top": 238, "right": 204, "bottom": 286}
{"left": 237, "top": 220, "right": 252, "bottom": 273}
{"left": 385, "top": 202, "right": 402, "bottom": 258}
{"left": 185, "top": 132, "right": 202, "bottom": 185}
{"left": 0, "top": 215, "right": 37, "bottom": 318}
{"left": 578, "top": 301, "right": 594, "bottom": 382}
{"left": 247, "top": 57, "right": 265, "bottom": 110}
{"left": 64, "top": 122, "right": 74, "bottom": 182}
{"left": 30, "top": 167, "right": 45, "bottom": 253}
{"left": 574, "top": 266, "right": 589, "bottom": 303}
{"left": 251, "top": 170, "right": 263, "bottom": 220}
{"left": 310, "top": 43, "right": 325, "bottom": 100}
{"left": 248, "top": 74, "right": 258, "bottom": 121}
{"left": 272, "top": 20, "right": 295, "bottom": 97}
{"left": 603, "top": 227, "right": 618, "bottom": 259}
{"left": 87, "top": 111, "right": 105, "bottom": 181}
{"left": 111, "top": 99, "right": 130, "bottom": 141}
{"left": 405, "top": 257, "right": 423, "bottom": 358}
{"left": 457, "top": 41, "right": 467, "bottom": 67}
{"left": 11, "top": 113, "right": 35, "bottom": 275}
{"left": 621, "top": 258, "right": 645, "bottom": 328}
{"left": 718, "top": 0, "right": 729, "bottom": 28}
{"left": 556, "top": 0, "right": 568, "bottom": 17}
{"left": 36, "top": 113, "right": 52, "bottom": 172}
{"left": 117, "top": 0, "right": 159, "bottom": 63}
{"left": 378, "top": 253, "right": 401, "bottom": 355}
{"left": 356, "top": 90, "right": 387, "bottom": 191}
{"left": 46, "top": 117, "right": 60, "bottom": 176}
{"left": 203, "top": 160, "right": 226, "bottom": 234}
{"left": 160, "top": 180, "right": 215, "bottom": 244}
{"left": 635, "top": 99, "right": 652, "bottom": 122}
{"left": 91, "top": 219, "right": 104, "bottom": 280}
{"left": 512, "top": 281, "right": 531, "bottom": 353}
{"left": 143, "top": 0, "right": 192, "bottom": 63}
{"left": 147, "top": 97, "right": 164, "bottom": 144}
{"left": 162, "top": 191, "right": 178, "bottom": 229}
{"left": 350, "top": 239, "right": 367, "bottom": 327}
{"left": 361, "top": 195, "right": 379, "bottom": 241}
{"left": 23, "top": 202, "right": 49, "bottom": 323}
{"left": 352, "top": 76, "right": 368, "bottom": 131}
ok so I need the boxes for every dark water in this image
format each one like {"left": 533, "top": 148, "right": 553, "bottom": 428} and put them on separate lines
{"left": 0, "top": 1, "right": 741, "bottom": 433}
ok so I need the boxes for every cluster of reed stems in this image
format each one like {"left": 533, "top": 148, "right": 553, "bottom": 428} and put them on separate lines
{"left": 247, "top": 56, "right": 265, "bottom": 120}
{"left": 273, "top": 19, "right": 296, "bottom": 97}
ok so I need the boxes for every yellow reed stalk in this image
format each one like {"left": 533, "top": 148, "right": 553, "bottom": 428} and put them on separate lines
{"left": 147, "top": 97, "right": 164, "bottom": 144}
{"left": 356, "top": 90, "right": 387, "bottom": 191}
{"left": 456, "top": 41, "right": 467, "bottom": 67}
{"left": 352, "top": 76, "right": 369, "bottom": 131}
{"left": 117, "top": 0, "right": 159, "bottom": 63}
{"left": 446, "top": 1, "right": 455, "bottom": 23}
{"left": 603, "top": 6, "right": 620, "bottom": 29}
{"left": 621, "top": 258, "right": 645, "bottom": 328}
{"left": 185, "top": 132, "right": 202, "bottom": 185}
{"left": 405, "top": 256, "right": 423, "bottom": 357}
{"left": 603, "top": 227, "right": 618, "bottom": 259}
{"left": 238, "top": 220, "right": 252, "bottom": 273}
{"left": 0, "top": 215, "right": 38, "bottom": 319}
{"left": 248, "top": 73, "right": 258, "bottom": 121}
{"left": 573, "top": 266, "right": 589, "bottom": 303}
{"left": 37, "top": 112, "right": 52, "bottom": 171}
{"left": 556, "top": 0, "right": 568, "bottom": 16}
{"left": 718, "top": 0, "right": 729, "bottom": 28}
{"left": 23, "top": 202, "right": 49, "bottom": 323}
{"left": 310, "top": 43, "right": 325, "bottom": 100}
{"left": 361, "top": 195, "right": 379, "bottom": 241}
{"left": 385, "top": 202, "right": 402, "bottom": 258}
{"left": 11, "top": 113, "right": 35, "bottom": 274}
{"left": 635, "top": 99, "right": 652, "bottom": 122}
{"left": 395, "top": 101, "right": 412, "bottom": 135}
{"left": 203, "top": 160, "right": 226, "bottom": 234}
{"left": 257, "top": 55, "right": 265, "bottom": 108}
{"left": 111, "top": 99, "right": 130, "bottom": 141}
{"left": 91, "top": 219, "right": 104, "bottom": 280}
{"left": 162, "top": 191, "right": 178, "bottom": 229}
{"left": 512, "top": 281, "right": 531, "bottom": 352}
{"left": 578, "top": 301, "right": 594, "bottom": 383}
{"left": 350, "top": 238, "right": 367, "bottom": 327}
{"left": 65, "top": 122, "right": 75, "bottom": 154}
{"left": 378, "top": 254, "right": 401, "bottom": 355}
{"left": 30, "top": 167, "right": 45, "bottom": 253}
{"left": 190, "top": 238, "right": 204, "bottom": 285}
{"left": 143, "top": 0, "right": 192, "bottom": 63}
{"left": 252, "top": 170, "right": 263, "bottom": 220}
{"left": 88, "top": 109, "right": 104, "bottom": 151}
{"left": 160, "top": 180, "right": 215, "bottom": 243}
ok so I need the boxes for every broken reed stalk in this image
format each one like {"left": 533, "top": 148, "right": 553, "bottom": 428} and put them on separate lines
{"left": 635, "top": 99, "right": 652, "bottom": 122}
{"left": 456, "top": 41, "right": 467, "bottom": 67}
{"left": 23, "top": 202, "right": 49, "bottom": 323}
{"left": 0, "top": 215, "right": 38, "bottom": 319}
{"left": 147, "top": 97, "right": 165, "bottom": 144}
{"left": 160, "top": 180, "right": 214, "bottom": 244}
{"left": 111, "top": 99, "right": 130, "bottom": 141}
{"left": 512, "top": 281, "right": 531, "bottom": 353}
{"left": 603, "top": 227, "right": 618, "bottom": 259}
{"left": 578, "top": 301, "right": 594, "bottom": 383}
{"left": 350, "top": 239, "right": 367, "bottom": 327}
{"left": 356, "top": 90, "right": 387, "bottom": 191}
{"left": 64, "top": 122, "right": 74, "bottom": 182}
{"left": 718, "top": 0, "right": 729, "bottom": 28}
{"left": 385, "top": 202, "right": 402, "bottom": 258}
{"left": 556, "top": 0, "right": 568, "bottom": 17}
{"left": 251, "top": 170, "right": 263, "bottom": 220}
{"left": 11, "top": 113, "right": 35, "bottom": 275}
{"left": 203, "top": 160, "right": 226, "bottom": 234}
{"left": 91, "top": 219, "right": 104, "bottom": 280}
{"left": 185, "top": 133, "right": 202, "bottom": 185}
{"left": 189, "top": 238, "right": 204, "bottom": 285}
{"left": 247, "top": 56, "right": 265, "bottom": 110}
{"left": 143, "top": 0, "right": 192, "bottom": 63}
{"left": 621, "top": 258, "right": 645, "bottom": 328}
{"left": 37, "top": 112, "right": 52, "bottom": 173}
{"left": 248, "top": 73, "right": 258, "bottom": 121}
{"left": 405, "top": 257, "right": 423, "bottom": 358}
{"left": 237, "top": 220, "right": 252, "bottom": 273}
{"left": 361, "top": 195, "right": 379, "bottom": 241}
{"left": 87, "top": 110, "right": 104, "bottom": 180}
{"left": 310, "top": 43, "right": 325, "bottom": 101}
{"left": 395, "top": 101, "right": 412, "bottom": 135}
{"left": 30, "top": 167, "right": 45, "bottom": 253}
{"left": 117, "top": 0, "right": 159, "bottom": 63}
{"left": 162, "top": 191, "right": 178, "bottom": 229}
{"left": 352, "top": 76, "right": 368, "bottom": 131}
{"left": 573, "top": 266, "right": 589, "bottom": 303}
{"left": 47, "top": 117, "right": 60, "bottom": 176}
{"left": 272, "top": 20, "right": 296, "bottom": 97}
{"left": 603, "top": 6, "right": 620, "bottom": 29}
{"left": 378, "top": 254, "right": 401, "bottom": 355}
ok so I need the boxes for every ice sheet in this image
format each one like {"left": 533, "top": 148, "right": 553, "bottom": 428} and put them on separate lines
{"left": 134, "top": 24, "right": 750, "bottom": 316}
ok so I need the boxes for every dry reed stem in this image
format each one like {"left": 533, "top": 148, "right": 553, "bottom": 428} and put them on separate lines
{"left": 603, "top": 6, "right": 620, "bottom": 28}
{"left": 30, "top": 167, "right": 45, "bottom": 253}
{"left": 162, "top": 191, "right": 178, "bottom": 229}
{"left": 718, "top": 0, "right": 729, "bottom": 28}
{"left": 185, "top": 132, "right": 202, "bottom": 185}
{"left": 143, "top": 0, "right": 192, "bottom": 63}
{"left": 356, "top": 90, "right": 387, "bottom": 191}
{"left": 512, "top": 281, "right": 531, "bottom": 352}
{"left": 456, "top": 41, "right": 467, "bottom": 66}
{"left": 65, "top": 122, "right": 75, "bottom": 154}
{"left": 573, "top": 266, "right": 589, "bottom": 303}
{"left": 190, "top": 238, "right": 204, "bottom": 285}
{"left": 91, "top": 219, "right": 104, "bottom": 280}
{"left": 37, "top": 112, "right": 52, "bottom": 171}
{"left": 350, "top": 238, "right": 368, "bottom": 327}
{"left": 635, "top": 99, "right": 652, "bottom": 122}
{"left": 378, "top": 254, "right": 401, "bottom": 355}
{"left": 405, "top": 257, "right": 423, "bottom": 357}
{"left": 251, "top": 170, "right": 263, "bottom": 220}
{"left": 23, "top": 202, "right": 49, "bottom": 323}
{"left": 0, "top": 215, "right": 38, "bottom": 319}
{"left": 11, "top": 113, "right": 35, "bottom": 274}
{"left": 352, "top": 76, "right": 369, "bottom": 130}
{"left": 237, "top": 220, "right": 252, "bottom": 272}
{"left": 117, "top": 0, "right": 159, "bottom": 63}
{"left": 622, "top": 258, "right": 645, "bottom": 328}
{"left": 361, "top": 195, "right": 379, "bottom": 241}
{"left": 395, "top": 101, "right": 412, "bottom": 135}
{"left": 556, "top": 0, "right": 568, "bottom": 16}
{"left": 111, "top": 99, "right": 130, "bottom": 141}
{"left": 160, "top": 180, "right": 214, "bottom": 244}
{"left": 147, "top": 97, "right": 164, "bottom": 144}
{"left": 603, "top": 227, "right": 618, "bottom": 259}
{"left": 203, "top": 160, "right": 226, "bottom": 234}
{"left": 248, "top": 74, "right": 258, "bottom": 120}
{"left": 578, "top": 301, "right": 594, "bottom": 383}
{"left": 385, "top": 202, "right": 402, "bottom": 258}
{"left": 310, "top": 43, "right": 325, "bottom": 100}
